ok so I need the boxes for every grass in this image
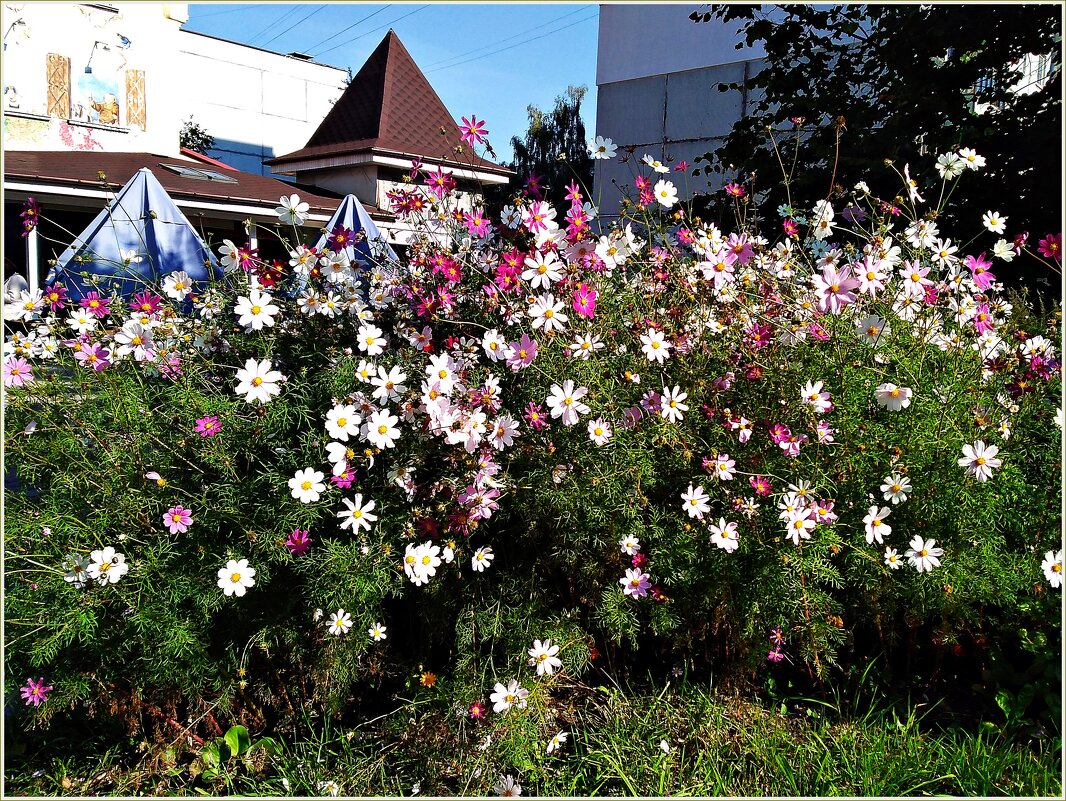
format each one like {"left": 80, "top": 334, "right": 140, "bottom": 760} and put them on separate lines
{"left": 5, "top": 677, "right": 1062, "bottom": 796}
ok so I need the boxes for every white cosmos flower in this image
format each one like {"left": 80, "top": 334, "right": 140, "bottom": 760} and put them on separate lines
{"left": 276, "top": 193, "right": 310, "bottom": 225}
{"left": 365, "top": 409, "right": 401, "bottom": 449}
{"left": 547, "top": 731, "right": 568, "bottom": 754}
{"left": 162, "top": 270, "right": 193, "bottom": 301}
{"left": 357, "top": 323, "right": 387, "bottom": 356}
{"left": 87, "top": 546, "right": 129, "bottom": 585}
{"left": 546, "top": 380, "right": 590, "bottom": 426}
{"left": 529, "top": 293, "right": 568, "bottom": 334}
{"left": 234, "top": 358, "right": 284, "bottom": 405}
{"left": 654, "top": 179, "right": 678, "bottom": 208}
{"left": 863, "top": 506, "right": 892, "bottom": 544}
{"left": 709, "top": 517, "right": 740, "bottom": 553}
{"left": 588, "top": 135, "right": 617, "bottom": 160}
{"left": 660, "top": 385, "right": 689, "bottom": 423}
{"left": 587, "top": 418, "right": 612, "bottom": 446}
{"left": 325, "top": 404, "right": 361, "bottom": 441}
{"left": 521, "top": 251, "right": 563, "bottom": 290}
{"left": 874, "top": 383, "right": 913, "bottom": 411}
{"left": 1042, "top": 550, "right": 1063, "bottom": 589}
{"left": 528, "top": 638, "right": 563, "bottom": 676}
{"left": 328, "top": 608, "right": 353, "bottom": 636}
{"left": 371, "top": 364, "right": 407, "bottom": 404}
{"left": 234, "top": 288, "right": 278, "bottom": 331}
{"left": 472, "top": 546, "right": 494, "bottom": 572}
{"left": 905, "top": 535, "right": 943, "bottom": 573}
{"left": 880, "top": 472, "right": 912, "bottom": 504}
{"left": 368, "top": 622, "right": 387, "bottom": 641}
{"left": 337, "top": 494, "right": 377, "bottom": 532}
{"left": 958, "top": 440, "right": 1002, "bottom": 482}
{"left": 619, "top": 536, "right": 640, "bottom": 555}
{"left": 642, "top": 154, "right": 669, "bottom": 173}
{"left": 63, "top": 554, "right": 90, "bottom": 588}
{"left": 982, "top": 210, "right": 1007, "bottom": 234}
{"left": 884, "top": 547, "right": 902, "bottom": 570}
{"left": 640, "top": 327, "right": 671, "bottom": 363}
{"left": 681, "top": 484, "right": 710, "bottom": 520}
{"left": 288, "top": 468, "right": 326, "bottom": 503}
{"left": 490, "top": 679, "right": 528, "bottom": 714}
{"left": 217, "top": 558, "right": 256, "bottom": 597}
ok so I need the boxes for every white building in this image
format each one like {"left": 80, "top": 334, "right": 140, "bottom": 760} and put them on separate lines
{"left": 592, "top": 3, "right": 766, "bottom": 213}
{"left": 1, "top": 2, "right": 346, "bottom": 169}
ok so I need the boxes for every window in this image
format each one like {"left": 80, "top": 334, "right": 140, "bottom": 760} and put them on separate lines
{"left": 160, "top": 164, "right": 239, "bottom": 184}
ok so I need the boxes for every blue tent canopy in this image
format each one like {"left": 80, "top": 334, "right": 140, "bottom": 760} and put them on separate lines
{"left": 47, "top": 167, "right": 221, "bottom": 301}
{"left": 313, "top": 193, "right": 398, "bottom": 270}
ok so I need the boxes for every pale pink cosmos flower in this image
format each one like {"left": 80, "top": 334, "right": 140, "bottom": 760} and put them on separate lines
{"left": 811, "top": 264, "right": 860, "bottom": 314}
{"left": 620, "top": 568, "right": 651, "bottom": 598}
{"left": 958, "top": 440, "right": 1002, "bottom": 482}
{"left": 3, "top": 356, "right": 33, "bottom": 388}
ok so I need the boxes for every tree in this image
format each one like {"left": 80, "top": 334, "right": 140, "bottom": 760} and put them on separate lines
{"left": 498, "top": 85, "right": 594, "bottom": 213}
{"left": 690, "top": 4, "right": 1062, "bottom": 271}
{"left": 179, "top": 116, "right": 215, "bottom": 154}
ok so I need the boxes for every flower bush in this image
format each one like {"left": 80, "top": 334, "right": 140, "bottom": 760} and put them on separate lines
{"left": 3, "top": 127, "right": 1061, "bottom": 747}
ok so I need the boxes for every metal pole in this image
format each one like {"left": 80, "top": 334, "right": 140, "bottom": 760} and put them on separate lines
{"left": 26, "top": 223, "right": 39, "bottom": 295}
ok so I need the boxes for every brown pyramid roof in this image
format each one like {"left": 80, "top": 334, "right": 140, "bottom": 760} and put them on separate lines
{"left": 269, "top": 31, "right": 510, "bottom": 176}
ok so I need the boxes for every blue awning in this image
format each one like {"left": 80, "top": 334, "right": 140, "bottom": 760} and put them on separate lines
{"left": 313, "top": 193, "right": 398, "bottom": 269}
{"left": 47, "top": 167, "right": 221, "bottom": 301}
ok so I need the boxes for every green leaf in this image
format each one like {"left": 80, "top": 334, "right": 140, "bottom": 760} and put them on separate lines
{"left": 225, "top": 725, "right": 251, "bottom": 757}
{"left": 201, "top": 741, "right": 223, "bottom": 769}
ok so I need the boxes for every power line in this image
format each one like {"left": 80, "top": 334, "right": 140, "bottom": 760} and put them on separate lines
{"left": 427, "top": 11, "right": 598, "bottom": 74}
{"left": 259, "top": 5, "right": 326, "bottom": 49}
{"left": 422, "top": 7, "right": 587, "bottom": 71}
{"left": 186, "top": 5, "right": 251, "bottom": 20}
{"left": 306, "top": 5, "right": 392, "bottom": 57}
{"left": 312, "top": 4, "right": 429, "bottom": 59}
{"left": 245, "top": 6, "right": 302, "bottom": 46}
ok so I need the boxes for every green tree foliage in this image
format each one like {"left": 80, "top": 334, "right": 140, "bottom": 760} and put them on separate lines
{"left": 690, "top": 4, "right": 1062, "bottom": 268}
{"left": 505, "top": 85, "right": 594, "bottom": 210}
{"left": 179, "top": 116, "right": 216, "bottom": 155}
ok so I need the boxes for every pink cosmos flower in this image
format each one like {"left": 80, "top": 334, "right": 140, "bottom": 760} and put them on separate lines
{"left": 73, "top": 343, "right": 111, "bottom": 372}
{"left": 812, "top": 265, "right": 860, "bottom": 314}
{"left": 767, "top": 648, "right": 785, "bottom": 663}
{"left": 3, "top": 356, "right": 34, "bottom": 388}
{"left": 816, "top": 420, "right": 835, "bottom": 444}
{"left": 330, "top": 465, "right": 355, "bottom": 489}
{"left": 524, "top": 402, "right": 548, "bottom": 431}
{"left": 506, "top": 334, "right": 538, "bottom": 372}
{"left": 469, "top": 700, "right": 487, "bottom": 720}
{"left": 779, "top": 432, "right": 809, "bottom": 458}
{"left": 164, "top": 505, "right": 193, "bottom": 534}
{"left": 425, "top": 167, "right": 456, "bottom": 199}
{"left": 620, "top": 568, "right": 652, "bottom": 598}
{"left": 572, "top": 283, "right": 598, "bottom": 318}
{"left": 20, "top": 677, "right": 52, "bottom": 707}
{"left": 964, "top": 252, "right": 996, "bottom": 290}
{"left": 749, "top": 475, "right": 772, "bottom": 496}
{"left": 285, "top": 529, "right": 313, "bottom": 556}
{"left": 459, "top": 114, "right": 488, "bottom": 147}
{"left": 769, "top": 423, "right": 791, "bottom": 445}
{"left": 194, "top": 415, "right": 222, "bottom": 437}
{"left": 674, "top": 160, "right": 688, "bottom": 172}
{"left": 128, "top": 290, "right": 161, "bottom": 315}
{"left": 971, "top": 304, "right": 994, "bottom": 334}
{"left": 783, "top": 218, "right": 799, "bottom": 237}
{"left": 79, "top": 292, "right": 111, "bottom": 318}
{"left": 1038, "top": 232, "right": 1061, "bottom": 262}
{"left": 44, "top": 284, "right": 68, "bottom": 311}
{"left": 725, "top": 182, "right": 746, "bottom": 198}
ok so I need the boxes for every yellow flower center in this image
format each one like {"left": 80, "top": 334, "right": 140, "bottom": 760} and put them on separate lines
{"left": 230, "top": 572, "right": 242, "bottom": 582}
{"left": 301, "top": 481, "right": 312, "bottom": 491}
{"left": 378, "top": 424, "right": 388, "bottom": 435}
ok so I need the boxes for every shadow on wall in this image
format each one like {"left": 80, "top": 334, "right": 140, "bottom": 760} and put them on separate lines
{"left": 205, "top": 138, "right": 288, "bottom": 180}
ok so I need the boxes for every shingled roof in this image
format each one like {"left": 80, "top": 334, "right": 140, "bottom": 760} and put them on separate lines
{"left": 268, "top": 30, "right": 511, "bottom": 177}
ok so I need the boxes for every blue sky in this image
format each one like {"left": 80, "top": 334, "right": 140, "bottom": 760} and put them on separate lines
{"left": 183, "top": 2, "right": 601, "bottom": 163}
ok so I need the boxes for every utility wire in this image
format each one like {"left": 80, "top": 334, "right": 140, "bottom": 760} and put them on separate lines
{"left": 312, "top": 4, "right": 429, "bottom": 59}
{"left": 427, "top": 11, "right": 598, "bottom": 73}
{"left": 260, "top": 5, "right": 326, "bottom": 49}
{"left": 421, "top": 6, "right": 587, "bottom": 70}
{"left": 306, "top": 5, "right": 392, "bottom": 57}
{"left": 245, "top": 6, "right": 302, "bottom": 46}
{"left": 185, "top": 5, "right": 250, "bottom": 20}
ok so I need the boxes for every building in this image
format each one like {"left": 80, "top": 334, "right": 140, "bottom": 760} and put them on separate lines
{"left": 592, "top": 3, "right": 766, "bottom": 215}
{"left": 267, "top": 30, "right": 513, "bottom": 247}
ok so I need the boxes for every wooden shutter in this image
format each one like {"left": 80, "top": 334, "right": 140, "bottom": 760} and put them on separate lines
{"left": 46, "top": 53, "right": 70, "bottom": 118}
{"left": 125, "top": 70, "right": 145, "bottom": 129}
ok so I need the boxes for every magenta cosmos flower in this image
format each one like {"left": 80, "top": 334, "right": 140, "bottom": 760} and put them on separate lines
{"left": 459, "top": 114, "right": 489, "bottom": 147}
{"left": 572, "top": 283, "right": 597, "bottom": 318}
{"left": 164, "top": 505, "right": 193, "bottom": 534}
{"left": 20, "top": 677, "right": 52, "bottom": 707}
{"left": 194, "top": 415, "right": 222, "bottom": 437}
{"left": 285, "top": 529, "right": 313, "bottom": 556}
{"left": 3, "top": 356, "right": 34, "bottom": 388}
{"left": 1038, "top": 232, "right": 1061, "bottom": 262}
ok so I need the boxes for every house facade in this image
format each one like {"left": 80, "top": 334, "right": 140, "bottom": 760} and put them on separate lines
{"left": 592, "top": 3, "right": 766, "bottom": 215}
